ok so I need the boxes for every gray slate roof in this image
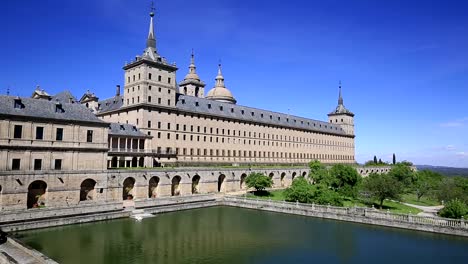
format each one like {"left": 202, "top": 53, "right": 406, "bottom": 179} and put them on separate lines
{"left": 97, "top": 95, "right": 124, "bottom": 113}
{"left": 176, "top": 95, "right": 347, "bottom": 136}
{"left": 51, "top": 90, "right": 79, "bottom": 104}
{"left": 0, "top": 95, "right": 106, "bottom": 125}
{"left": 108, "top": 123, "right": 150, "bottom": 138}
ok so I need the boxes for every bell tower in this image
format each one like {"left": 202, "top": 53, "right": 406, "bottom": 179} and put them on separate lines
{"left": 328, "top": 81, "right": 354, "bottom": 135}
{"left": 178, "top": 50, "right": 206, "bottom": 98}
{"left": 122, "top": 5, "right": 178, "bottom": 108}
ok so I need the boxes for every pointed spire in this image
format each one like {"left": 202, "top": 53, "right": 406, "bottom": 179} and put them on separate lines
{"left": 338, "top": 80, "right": 343, "bottom": 105}
{"left": 189, "top": 49, "right": 196, "bottom": 74}
{"left": 215, "top": 63, "right": 225, "bottom": 87}
{"left": 146, "top": 1, "right": 156, "bottom": 50}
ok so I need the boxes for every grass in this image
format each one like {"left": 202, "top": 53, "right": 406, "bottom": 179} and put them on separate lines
{"left": 246, "top": 190, "right": 423, "bottom": 215}
{"left": 399, "top": 193, "right": 441, "bottom": 206}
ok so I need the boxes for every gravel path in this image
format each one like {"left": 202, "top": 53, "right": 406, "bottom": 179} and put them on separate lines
{"left": 402, "top": 203, "right": 444, "bottom": 217}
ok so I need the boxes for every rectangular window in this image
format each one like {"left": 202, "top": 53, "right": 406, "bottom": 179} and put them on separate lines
{"left": 34, "top": 159, "right": 42, "bottom": 170}
{"left": 13, "top": 125, "right": 22, "bottom": 139}
{"left": 148, "top": 96, "right": 152, "bottom": 102}
{"left": 12, "top": 159, "right": 20, "bottom": 170}
{"left": 168, "top": 77, "right": 171, "bottom": 84}
{"left": 158, "top": 75, "right": 162, "bottom": 82}
{"left": 148, "top": 73, "right": 152, "bottom": 80}
{"left": 54, "top": 159, "right": 62, "bottom": 170}
{"left": 56, "top": 128, "right": 63, "bottom": 141}
{"left": 86, "top": 130, "right": 93, "bottom": 142}
{"left": 148, "top": 121, "right": 151, "bottom": 128}
{"left": 158, "top": 98, "right": 161, "bottom": 104}
{"left": 36, "top": 127, "right": 44, "bottom": 140}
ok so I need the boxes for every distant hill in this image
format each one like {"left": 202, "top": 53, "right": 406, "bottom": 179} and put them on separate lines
{"left": 416, "top": 165, "right": 468, "bottom": 177}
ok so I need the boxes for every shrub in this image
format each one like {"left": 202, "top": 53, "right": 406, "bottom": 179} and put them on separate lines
{"left": 245, "top": 172, "right": 273, "bottom": 194}
{"left": 439, "top": 199, "right": 468, "bottom": 219}
{"left": 284, "top": 177, "right": 315, "bottom": 203}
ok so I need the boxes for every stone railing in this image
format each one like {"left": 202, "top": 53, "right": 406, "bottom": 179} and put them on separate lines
{"left": 223, "top": 196, "right": 468, "bottom": 237}
{"left": 134, "top": 194, "right": 218, "bottom": 209}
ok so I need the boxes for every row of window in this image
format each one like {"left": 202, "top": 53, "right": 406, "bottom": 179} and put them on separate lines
{"left": 12, "top": 125, "right": 93, "bottom": 142}
{"left": 128, "top": 96, "right": 170, "bottom": 106}
{"left": 127, "top": 73, "right": 171, "bottom": 84}
{"left": 11, "top": 158, "right": 62, "bottom": 171}
{"left": 154, "top": 147, "right": 353, "bottom": 160}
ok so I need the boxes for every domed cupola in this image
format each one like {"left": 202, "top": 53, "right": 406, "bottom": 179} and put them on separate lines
{"left": 178, "top": 51, "right": 206, "bottom": 97}
{"left": 206, "top": 64, "right": 237, "bottom": 104}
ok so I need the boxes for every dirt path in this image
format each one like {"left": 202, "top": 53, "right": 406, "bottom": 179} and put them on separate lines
{"left": 402, "top": 203, "right": 444, "bottom": 217}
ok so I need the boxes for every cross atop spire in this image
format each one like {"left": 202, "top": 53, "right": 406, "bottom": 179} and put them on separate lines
{"left": 215, "top": 63, "right": 225, "bottom": 87}
{"left": 146, "top": 1, "right": 156, "bottom": 50}
{"left": 338, "top": 80, "right": 343, "bottom": 105}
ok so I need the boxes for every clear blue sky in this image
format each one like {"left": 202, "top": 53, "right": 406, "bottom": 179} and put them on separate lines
{"left": 1, "top": 0, "right": 467, "bottom": 167}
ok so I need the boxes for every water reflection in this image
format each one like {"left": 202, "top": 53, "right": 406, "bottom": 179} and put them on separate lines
{"left": 17, "top": 207, "right": 468, "bottom": 264}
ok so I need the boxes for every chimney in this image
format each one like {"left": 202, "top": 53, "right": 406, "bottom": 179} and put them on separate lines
{"left": 116, "top": 85, "right": 121, "bottom": 96}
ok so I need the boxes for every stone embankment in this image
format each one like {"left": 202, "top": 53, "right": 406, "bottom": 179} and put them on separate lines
{"left": 223, "top": 196, "right": 468, "bottom": 237}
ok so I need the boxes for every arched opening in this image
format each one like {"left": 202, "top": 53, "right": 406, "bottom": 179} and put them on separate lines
{"left": 302, "top": 171, "right": 307, "bottom": 177}
{"left": 269, "top": 172, "right": 275, "bottom": 187}
{"left": 80, "top": 179, "right": 97, "bottom": 201}
{"left": 139, "top": 157, "right": 144, "bottom": 167}
{"left": 218, "top": 174, "right": 226, "bottom": 192}
{"left": 183, "top": 87, "right": 187, "bottom": 95}
{"left": 192, "top": 175, "right": 200, "bottom": 194}
{"left": 172, "top": 176, "right": 181, "bottom": 196}
{"left": 195, "top": 87, "right": 199, "bottom": 97}
{"left": 292, "top": 172, "right": 297, "bottom": 182}
{"left": 111, "top": 157, "right": 118, "bottom": 168}
{"left": 27, "top": 180, "right": 47, "bottom": 209}
{"left": 123, "top": 177, "right": 135, "bottom": 200}
{"left": 131, "top": 157, "right": 138, "bottom": 167}
{"left": 240, "top": 174, "right": 247, "bottom": 189}
{"left": 280, "top": 172, "right": 286, "bottom": 187}
{"left": 148, "top": 177, "right": 159, "bottom": 198}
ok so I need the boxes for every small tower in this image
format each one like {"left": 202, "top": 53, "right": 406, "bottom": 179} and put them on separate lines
{"left": 122, "top": 5, "right": 178, "bottom": 108}
{"left": 79, "top": 90, "right": 99, "bottom": 112}
{"left": 328, "top": 81, "right": 354, "bottom": 135}
{"left": 178, "top": 50, "right": 206, "bottom": 98}
{"left": 206, "top": 64, "right": 237, "bottom": 104}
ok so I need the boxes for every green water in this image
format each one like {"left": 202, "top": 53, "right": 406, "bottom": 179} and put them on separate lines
{"left": 17, "top": 206, "right": 468, "bottom": 264}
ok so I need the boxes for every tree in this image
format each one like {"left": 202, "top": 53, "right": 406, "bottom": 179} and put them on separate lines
{"left": 392, "top": 153, "right": 396, "bottom": 165}
{"left": 308, "top": 160, "right": 331, "bottom": 185}
{"left": 439, "top": 199, "right": 468, "bottom": 219}
{"left": 362, "top": 173, "right": 403, "bottom": 209}
{"left": 245, "top": 172, "right": 273, "bottom": 194}
{"left": 388, "top": 163, "right": 414, "bottom": 186}
{"left": 411, "top": 170, "right": 442, "bottom": 201}
{"left": 378, "top": 158, "right": 383, "bottom": 164}
{"left": 373, "top": 156, "right": 378, "bottom": 164}
{"left": 284, "top": 177, "right": 315, "bottom": 203}
{"left": 329, "top": 164, "right": 362, "bottom": 198}
{"left": 437, "top": 177, "right": 468, "bottom": 204}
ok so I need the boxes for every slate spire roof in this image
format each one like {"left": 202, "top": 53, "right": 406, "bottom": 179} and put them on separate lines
{"left": 329, "top": 81, "right": 354, "bottom": 116}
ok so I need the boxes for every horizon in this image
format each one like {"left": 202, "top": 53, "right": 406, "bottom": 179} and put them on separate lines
{"left": 1, "top": 0, "right": 467, "bottom": 168}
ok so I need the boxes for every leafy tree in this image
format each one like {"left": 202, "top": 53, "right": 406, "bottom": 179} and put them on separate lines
{"left": 362, "top": 173, "right": 403, "bottom": 209}
{"left": 284, "top": 177, "right": 315, "bottom": 203}
{"left": 373, "top": 156, "right": 378, "bottom": 164}
{"left": 411, "top": 170, "right": 442, "bottom": 201}
{"left": 329, "top": 164, "right": 362, "bottom": 198}
{"left": 439, "top": 199, "right": 468, "bottom": 219}
{"left": 245, "top": 172, "right": 273, "bottom": 194}
{"left": 312, "top": 185, "right": 343, "bottom": 206}
{"left": 378, "top": 158, "right": 382, "bottom": 164}
{"left": 392, "top": 153, "right": 396, "bottom": 165}
{"left": 308, "top": 160, "right": 331, "bottom": 185}
{"left": 437, "top": 177, "right": 468, "bottom": 204}
{"left": 388, "top": 163, "right": 414, "bottom": 186}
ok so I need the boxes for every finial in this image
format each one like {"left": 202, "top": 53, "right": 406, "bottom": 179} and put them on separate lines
{"left": 6, "top": 86, "right": 10, "bottom": 96}
{"left": 150, "top": 1, "right": 155, "bottom": 17}
{"left": 338, "top": 80, "right": 343, "bottom": 105}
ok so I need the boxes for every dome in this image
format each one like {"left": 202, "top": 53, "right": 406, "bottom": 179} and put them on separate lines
{"left": 205, "top": 64, "right": 237, "bottom": 104}
{"left": 206, "top": 87, "right": 236, "bottom": 104}
{"left": 184, "top": 72, "right": 201, "bottom": 81}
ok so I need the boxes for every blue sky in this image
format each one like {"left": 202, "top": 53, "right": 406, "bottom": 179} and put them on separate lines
{"left": 1, "top": 0, "right": 467, "bottom": 167}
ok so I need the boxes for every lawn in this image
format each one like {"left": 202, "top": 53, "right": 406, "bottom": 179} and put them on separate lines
{"left": 400, "top": 193, "right": 440, "bottom": 206}
{"left": 246, "top": 190, "right": 423, "bottom": 215}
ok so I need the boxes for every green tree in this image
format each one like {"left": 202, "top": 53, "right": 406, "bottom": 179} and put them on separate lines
{"left": 392, "top": 153, "right": 396, "bottom": 165}
{"left": 329, "top": 164, "right": 362, "bottom": 198}
{"left": 437, "top": 177, "right": 468, "bottom": 204}
{"left": 439, "top": 199, "right": 468, "bottom": 219}
{"left": 308, "top": 160, "right": 331, "bottom": 185}
{"left": 362, "top": 173, "right": 403, "bottom": 209}
{"left": 284, "top": 177, "right": 315, "bottom": 203}
{"left": 245, "top": 172, "right": 273, "bottom": 194}
{"left": 411, "top": 170, "right": 442, "bottom": 201}
{"left": 388, "top": 163, "right": 414, "bottom": 186}
{"left": 373, "top": 156, "right": 378, "bottom": 164}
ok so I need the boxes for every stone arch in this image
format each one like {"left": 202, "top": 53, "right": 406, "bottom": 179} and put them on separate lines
{"left": 172, "top": 176, "right": 181, "bottom": 196}
{"left": 192, "top": 175, "right": 200, "bottom": 194}
{"left": 280, "top": 172, "right": 286, "bottom": 187}
{"left": 80, "top": 179, "right": 96, "bottom": 201}
{"left": 131, "top": 157, "right": 138, "bottom": 167}
{"left": 27, "top": 180, "right": 47, "bottom": 209}
{"left": 148, "top": 176, "right": 159, "bottom": 198}
{"left": 292, "top": 172, "right": 297, "bottom": 181}
{"left": 302, "top": 171, "right": 307, "bottom": 177}
{"left": 139, "top": 157, "right": 144, "bottom": 167}
{"left": 240, "top": 173, "right": 247, "bottom": 189}
{"left": 218, "top": 174, "right": 226, "bottom": 192}
{"left": 123, "top": 177, "right": 135, "bottom": 200}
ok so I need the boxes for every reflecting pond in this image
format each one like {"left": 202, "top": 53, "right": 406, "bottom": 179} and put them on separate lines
{"left": 17, "top": 206, "right": 468, "bottom": 264}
